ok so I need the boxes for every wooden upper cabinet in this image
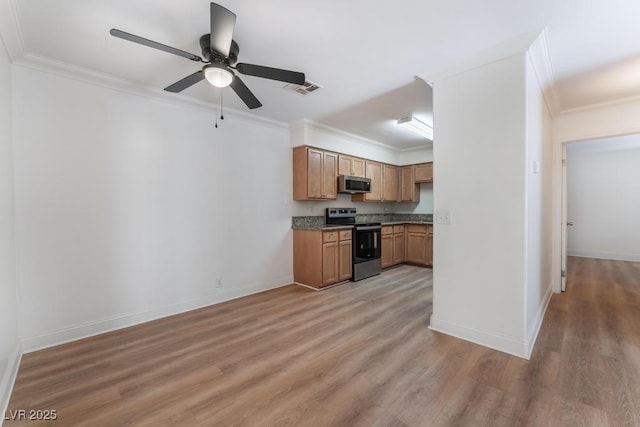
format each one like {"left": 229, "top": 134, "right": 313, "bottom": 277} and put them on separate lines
{"left": 322, "top": 152, "right": 338, "bottom": 199}
{"left": 294, "top": 145, "right": 431, "bottom": 203}
{"left": 382, "top": 164, "right": 399, "bottom": 202}
{"left": 414, "top": 162, "right": 433, "bottom": 183}
{"left": 338, "top": 154, "right": 366, "bottom": 178}
{"left": 352, "top": 161, "right": 399, "bottom": 202}
{"left": 400, "top": 165, "right": 420, "bottom": 202}
{"left": 352, "top": 158, "right": 365, "bottom": 177}
{"left": 364, "top": 160, "right": 382, "bottom": 201}
{"left": 293, "top": 146, "right": 337, "bottom": 200}
{"left": 306, "top": 148, "right": 323, "bottom": 198}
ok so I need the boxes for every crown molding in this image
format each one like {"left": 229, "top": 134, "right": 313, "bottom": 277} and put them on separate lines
{"left": 398, "top": 143, "right": 433, "bottom": 153}
{"left": 0, "top": 0, "right": 25, "bottom": 61}
{"left": 526, "top": 28, "right": 560, "bottom": 116}
{"left": 421, "top": 29, "right": 543, "bottom": 86}
{"left": 13, "top": 53, "right": 288, "bottom": 131}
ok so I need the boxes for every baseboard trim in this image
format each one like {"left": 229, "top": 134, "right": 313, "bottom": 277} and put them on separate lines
{"left": 0, "top": 343, "right": 22, "bottom": 424}
{"left": 21, "top": 278, "right": 293, "bottom": 353}
{"left": 525, "top": 284, "right": 553, "bottom": 358}
{"left": 568, "top": 251, "right": 640, "bottom": 262}
{"left": 429, "top": 316, "right": 529, "bottom": 359}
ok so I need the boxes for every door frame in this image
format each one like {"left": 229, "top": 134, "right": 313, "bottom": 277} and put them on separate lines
{"left": 552, "top": 131, "right": 640, "bottom": 293}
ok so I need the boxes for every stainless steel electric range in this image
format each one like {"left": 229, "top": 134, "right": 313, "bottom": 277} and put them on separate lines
{"left": 325, "top": 208, "right": 382, "bottom": 281}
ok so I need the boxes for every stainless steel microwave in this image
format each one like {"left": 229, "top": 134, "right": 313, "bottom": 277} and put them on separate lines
{"left": 338, "top": 175, "right": 371, "bottom": 194}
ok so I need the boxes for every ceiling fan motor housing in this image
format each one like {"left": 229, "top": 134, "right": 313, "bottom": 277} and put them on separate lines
{"left": 200, "top": 34, "right": 239, "bottom": 64}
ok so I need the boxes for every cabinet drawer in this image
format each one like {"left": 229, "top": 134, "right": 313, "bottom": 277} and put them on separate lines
{"left": 323, "top": 232, "right": 339, "bottom": 243}
{"left": 381, "top": 226, "right": 393, "bottom": 236}
{"left": 339, "top": 230, "right": 352, "bottom": 240}
{"left": 406, "top": 224, "right": 427, "bottom": 234}
{"left": 393, "top": 225, "right": 405, "bottom": 234}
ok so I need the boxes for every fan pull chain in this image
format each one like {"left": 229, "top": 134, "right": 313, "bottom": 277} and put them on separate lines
{"left": 215, "top": 87, "right": 219, "bottom": 128}
{"left": 220, "top": 89, "right": 224, "bottom": 121}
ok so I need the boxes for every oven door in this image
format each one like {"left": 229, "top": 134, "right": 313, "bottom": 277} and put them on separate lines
{"left": 353, "top": 226, "right": 381, "bottom": 263}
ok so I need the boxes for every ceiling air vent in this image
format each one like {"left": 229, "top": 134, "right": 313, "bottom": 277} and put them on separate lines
{"left": 283, "top": 80, "right": 322, "bottom": 95}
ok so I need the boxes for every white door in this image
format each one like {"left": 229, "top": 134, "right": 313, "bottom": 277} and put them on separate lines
{"left": 560, "top": 145, "right": 568, "bottom": 292}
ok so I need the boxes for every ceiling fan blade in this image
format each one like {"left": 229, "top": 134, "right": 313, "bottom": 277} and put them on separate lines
{"left": 235, "top": 63, "right": 305, "bottom": 85}
{"left": 164, "top": 71, "right": 205, "bottom": 93}
{"left": 230, "top": 75, "right": 262, "bottom": 109}
{"left": 210, "top": 3, "right": 236, "bottom": 58}
{"left": 110, "top": 29, "right": 203, "bottom": 62}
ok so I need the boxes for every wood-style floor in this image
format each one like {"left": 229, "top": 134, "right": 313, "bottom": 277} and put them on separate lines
{"left": 6, "top": 258, "right": 640, "bottom": 426}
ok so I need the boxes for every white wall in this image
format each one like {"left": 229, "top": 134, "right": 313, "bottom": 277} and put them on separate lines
{"left": 0, "top": 34, "right": 19, "bottom": 416}
{"left": 524, "top": 49, "right": 553, "bottom": 349}
{"left": 398, "top": 147, "right": 433, "bottom": 165}
{"left": 12, "top": 64, "right": 294, "bottom": 351}
{"left": 290, "top": 119, "right": 399, "bottom": 164}
{"left": 430, "top": 53, "right": 528, "bottom": 357}
{"left": 566, "top": 140, "right": 640, "bottom": 261}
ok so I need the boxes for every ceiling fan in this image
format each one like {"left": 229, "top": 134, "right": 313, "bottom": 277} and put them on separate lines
{"left": 110, "top": 2, "right": 306, "bottom": 109}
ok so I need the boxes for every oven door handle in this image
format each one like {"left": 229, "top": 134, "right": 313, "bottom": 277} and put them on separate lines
{"left": 356, "top": 225, "right": 382, "bottom": 231}
{"left": 374, "top": 231, "right": 378, "bottom": 249}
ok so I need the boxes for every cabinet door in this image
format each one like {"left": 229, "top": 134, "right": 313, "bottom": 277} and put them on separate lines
{"left": 365, "top": 161, "right": 383, "bottom": 201}
{"left": 382, "top": 165, "right": 399, "bottom": 202}
{"left": 414, "top": 162, "right": 433, "bottom": 183}
{"left": 306, "top": 148, "right": 324, "bottom": 198}
{"left": 322, "top": 242, "right": 339, "bottom": 286}
{"left": 393, "top": 232, "right": 405, "bottom": 265}
{"left": 352, "top": 158, "right": 365, "bottom": 177}
{"left": 339, "top": 239, "right": 352, "bottom": 281}
{"left": 426, "top": 225, "right": 433, "bottom": 267}
{"left": 321, "top": 151, "right": 338, "bottom": 199}
{"left": 406, "top": 231, "right": 427, "bottom": 265}
{"left": 400, "top": 165, "right": 419, "bottom": 202}
{"left": 338, "top": 154, "right": 353, "bottom": 176}
{"left": 381, "top": 233, "right": 393, "bottom": 268}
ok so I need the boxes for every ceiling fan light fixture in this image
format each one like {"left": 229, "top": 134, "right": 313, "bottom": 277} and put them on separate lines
{"left": 397, "top": 116, "right": 433, "bottom": 140}
{"left": 204, "top": 64, "right": 233, "bottom": 88}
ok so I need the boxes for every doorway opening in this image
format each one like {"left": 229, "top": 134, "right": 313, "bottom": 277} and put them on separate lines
{"left": 561, "top": 134, "right": 640, "bottom": 292}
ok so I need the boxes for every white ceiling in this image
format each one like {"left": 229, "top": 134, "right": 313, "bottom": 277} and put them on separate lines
{"left": 5, "top": 0, "right": 640, "bottom": 149}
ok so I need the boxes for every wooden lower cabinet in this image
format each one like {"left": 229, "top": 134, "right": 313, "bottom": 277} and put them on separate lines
{"left": 381, "top": 227, "right": 393, "bottom": 269}
{"left": 381, "top": 225, "right": 406, "bottom": 269}
{"left": 339, "top": 236, "right": 353, "bottom": 281}
{"left": 294, "top": 228, "right": 352, "bottom": 288}
{"left": 393, "top": 226, "right": 406, "bottom": 265}
{"left": 426, "top": 225, "right": 433, "bottom": 266}
{"left": 322, "top": 241, "right": 339, "bottom": 285}
{"left": 406, "top": 224, "right": 433, "bottom": 267}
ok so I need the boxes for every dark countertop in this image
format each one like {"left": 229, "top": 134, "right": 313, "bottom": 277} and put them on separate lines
{"left": 292, "top": 221, "right": 432, "bottom": 231}
{"left": 382, "top": 221, "right": 433, "bottom": 226}
{"left": 292, "top": 225, "right": 354, "bottom": 231}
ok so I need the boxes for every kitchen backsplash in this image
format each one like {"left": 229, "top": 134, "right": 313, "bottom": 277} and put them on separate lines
{"left": 292, "top": 213, "right": 433, "bottom": 228}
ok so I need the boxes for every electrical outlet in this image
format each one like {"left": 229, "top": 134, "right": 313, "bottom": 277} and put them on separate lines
{"left": 215, "top": 278, "right": 223, "bottom": 288}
